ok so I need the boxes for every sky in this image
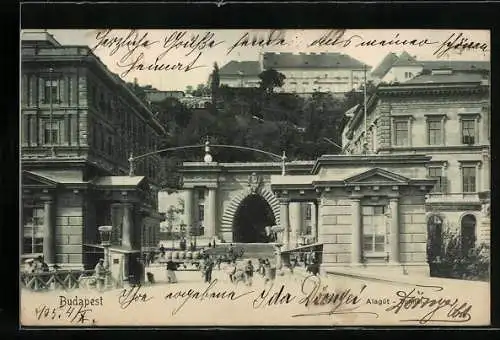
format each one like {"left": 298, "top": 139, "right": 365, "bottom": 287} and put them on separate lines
{"left": 30, "top": 29, "right": 491, "bottom": 91}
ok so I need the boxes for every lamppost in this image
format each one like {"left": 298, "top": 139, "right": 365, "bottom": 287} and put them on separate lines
{"left": 98, "top": 225, "right": 113, "bottom": 288}
{"left": 180, "top": 222, "right": 186, "bottom": 250}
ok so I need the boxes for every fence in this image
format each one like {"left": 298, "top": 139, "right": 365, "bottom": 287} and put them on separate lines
{"left": 20, "top": 269, "right": 97, "bottom": 291}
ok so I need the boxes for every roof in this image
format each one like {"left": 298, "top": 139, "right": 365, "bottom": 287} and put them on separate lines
{"left": 421, "top": 60, "right": 490, "bottom": 72}
{"left": 371, "top": 52, "right": 399, "bottom": 78}
{"left": 392, "top": 51, "right": 420, "bottom": 67}
{"left": 263, "top": 52, "right": 368, "bottom": 69}
{"left": 404, "top": 72, "right": 486, "bottom": 85}
{"left": 91, "top": 176, "right": 146, "bottom": 187}
{"left": 26, "top": 170, "right": 85, "bottom": 184}
{"left": 219, "top": 61, "right": 261, "bottom": 76}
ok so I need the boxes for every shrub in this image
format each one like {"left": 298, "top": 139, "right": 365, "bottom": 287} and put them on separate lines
{"left": 429, "top": 228, "right": 490, "bottom": 281}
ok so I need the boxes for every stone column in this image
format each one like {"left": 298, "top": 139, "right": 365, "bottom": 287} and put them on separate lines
{"left": 43, "top": 198, "right": 56, "bottom": 265}
{"left": 279, "top": 199, "right": 290, "bottom": 249}
{"left": 311, "top": 202, "right": 318, "bottom": 243}
{"left": 121, "top": 203, "right": 133, "bottom": 250}
{"left": 184, "top": 189, "right": 195, "bottom": 239}
{"left": 111, "top": 203, "right": 122, "bottom": 245}
{"left": 389, "top": 198, "right": 400, "bottom": 264}
{"left": 289, "top": 202, "right": 302, "bottom": 247}
{"left": 351, "top": 198, "right": 362, "bottom": 265}
{"left": 206, "top": 187, "right": 217, "bottom": 238}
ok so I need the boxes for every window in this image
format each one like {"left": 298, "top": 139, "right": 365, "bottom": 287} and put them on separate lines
{"left": 428, "top": 167, "right": 445, "bottom": 193}
{"left": 394, "top": 120, "right": 409, "bottom": 146}
{"left": 362, "top": 206, "right": 386, "bottom": 254}
{"left": 461, "top": 215, "right": 476, "bottom": 255}
{"left": 197, "top": 189, "right": 205, "bottom": 201}
{"left": 427, "top": 120, "right": 443, "bottom": 145}
{"left": 44, "top": 79, "right": 60, "bottom": 104}
{"left": 23, "top": 207, "right": 44, "bottom": 254}
{"left": 404, "top": 72, "right": 414, "bottom": 79}
{"left": 305, "top": 204, "right": 312, "bottom": 220}
{"left": 427, "top": 215, "right": 443, "bottom": 260}
{"left": 462, "top": 166, "right": 476, "bottom": 193}
{"left": 44, "top": 122, "right": 60, "bottom": 144}
{"left": 198, "top": 204, "right": 205, "bottom": 222}
{"left": 462, "top": 119, "right": 476, "bottom": 144}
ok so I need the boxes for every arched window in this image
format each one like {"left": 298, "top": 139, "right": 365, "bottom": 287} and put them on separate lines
{"left": 461, "top": 214, "right": 476, "bottom": 255}
{"left": 427, "top": 215, "right": 443, "bottom": 260}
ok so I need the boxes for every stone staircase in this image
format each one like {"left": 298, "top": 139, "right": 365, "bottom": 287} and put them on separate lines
{"left": 208, "top": 243, "right": 277, "bottom": 259}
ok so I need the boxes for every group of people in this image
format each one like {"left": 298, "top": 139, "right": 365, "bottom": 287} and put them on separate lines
{"left": 23, "top": 255, "right": 52, "bottom": 274}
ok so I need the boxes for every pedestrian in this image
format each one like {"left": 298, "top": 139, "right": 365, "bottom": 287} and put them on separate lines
{"left": 225, "top": 260, "right": 237, "bottom": 283}
{"left": 208, "top": 242, "right": 212, "bottom": 248}
{"left": 264, "top": 259, "right": 273, "bottom": 284}
{"left": 213, "top": 239, "right": 216, "bottom": 248}
{"left": 94, "top": 258, "right": 106, "bottom": 291}
{"left": 166, "top": 258, "right": 178, "bottom": 283}
{"left": 204, "top": 256, "right": 214, "bottom": 283}
{"left": 244, "top": 260, "right": 254, "bottom": 286}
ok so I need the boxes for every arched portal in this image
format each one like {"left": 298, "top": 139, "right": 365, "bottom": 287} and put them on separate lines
{"left": 461, "top": 214, "right": 477, "bottom": 254}
{"left": 232, "top": 194, "right": 276, "bottom": 243}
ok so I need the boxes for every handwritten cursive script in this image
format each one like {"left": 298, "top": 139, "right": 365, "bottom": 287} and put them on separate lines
{"left": 118, "top": 284, "right": 153, "bottom": 309}
{"left": 291, "top": 275, "right": 377, "bottom": 318}
{"left": 433, "top": 32, "right": 489, "bottom": 58}
{"left": 164, "top": 279, "right": 254, "bottom": 316}
{"left": 385, "top": 285, "right": 472, "bottom": 324}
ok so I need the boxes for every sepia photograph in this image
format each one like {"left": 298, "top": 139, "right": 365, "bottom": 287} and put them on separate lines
{"left": 19, "top": 27, "right": 490, "bottom": 327}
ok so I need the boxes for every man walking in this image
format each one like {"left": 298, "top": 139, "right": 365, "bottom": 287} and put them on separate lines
{"left": 244, "top": 260, "right": 254, "bottom": 286}
{"left": 94, "top": 258, "right": 106, "bottom": 291}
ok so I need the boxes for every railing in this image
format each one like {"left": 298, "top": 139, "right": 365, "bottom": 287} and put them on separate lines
{"left": 20, "top": 270, "right": 97, "bottom": 291}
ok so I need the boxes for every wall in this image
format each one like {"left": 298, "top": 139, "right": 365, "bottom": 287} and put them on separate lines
{"left": 381, "top": 65, "right": 423, "bottom": 83}
{"left": 319, "top": 189, "right": 352, "bottom": 266}
{"left": 55, "top": 190, "right": 84, "bottom": 269}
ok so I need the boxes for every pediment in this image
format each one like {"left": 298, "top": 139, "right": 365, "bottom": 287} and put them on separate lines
{"left": 344, "top": 168, "right": 410, "bottom": 186}
{"left": 22, "top": 171, "right": 58, "bottom": 188}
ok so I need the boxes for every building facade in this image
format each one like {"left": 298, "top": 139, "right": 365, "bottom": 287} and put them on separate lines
{"left": 271, "top": 155, "right": 436, "bottom": 276}
{"left": 218, "top": 53, "right": 371, "bottom": 95}
{"left": 342, "top": 67, "right": 491, "bottom": 256}
{"left": 21, "top": 32, "right": 167, "bottom": 269}
{"left": 371, "top": 51, "right": 490, "bottom": 84}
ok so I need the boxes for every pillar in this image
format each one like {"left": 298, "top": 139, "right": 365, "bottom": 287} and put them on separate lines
{"left": 184, "top": 189, "right": 195, "bottom": 239}
{"left": 206, "top": 187, "right": 217, "bottom": 238}
{"left": 43, "top": 198, "right": 56, "bottom": 265}
{"left": 279, "top": 199, "right": 290, "bottom": 249}
{"left": 111, "top": 203, "right": 122, "bottom": 245}
{"left": 289, "top": 202, "right": 302, "bottom": 247}
{"left": 311, "top": 202, "right": 318, "bottom": 242}
{"left": 122, "top": 203, "right": 133, "bottom": 249}
{"left": 351, "top": 198, "right": 362, "bottom": 265}
{"left": 389, "top": 198, "right": 400, "bottom": 264}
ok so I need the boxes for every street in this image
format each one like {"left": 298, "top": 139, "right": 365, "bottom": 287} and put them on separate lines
{"left": 21, "top": 262, "right": 489, "bottom": 327}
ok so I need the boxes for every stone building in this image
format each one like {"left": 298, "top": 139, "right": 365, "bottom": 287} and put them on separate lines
{"left": 271, "top": 154, "right": 436, "bottom": 276}
{"left": 218, "top": 53, "right": 371, "bottom": 95}
{"left": 21, "top": 31, "right": 166, "bottom": 269}
{"left": 341, "top": 66, "right": 491, "bottom": 257}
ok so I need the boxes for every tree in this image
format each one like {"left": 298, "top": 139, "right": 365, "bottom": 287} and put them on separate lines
{"left": 185, "top": 85, "right": 194, "bottom": 95}
{"left": 258, "top": 69, "right": 286, "bottom": 94}
{"left": 192, "top": 84, "right": 210, "bottom": 97}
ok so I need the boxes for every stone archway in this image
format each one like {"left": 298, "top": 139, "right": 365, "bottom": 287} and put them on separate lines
{"left": 221, "top": 187, "right": 280, "bottom": 238}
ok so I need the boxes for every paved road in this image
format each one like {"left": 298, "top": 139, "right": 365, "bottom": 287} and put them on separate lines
{"left": 20, "top": 263, "right": 489, "bottom": 327}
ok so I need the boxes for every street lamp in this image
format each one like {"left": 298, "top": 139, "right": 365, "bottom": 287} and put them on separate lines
{"left": 98, "top": 225, "right": 113, "bottom": 287}
{"left": 179, "top": 222, "right": 186, "bottom": 250}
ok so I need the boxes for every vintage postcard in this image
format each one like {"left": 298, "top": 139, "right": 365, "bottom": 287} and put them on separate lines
{"left": 20, "top": 28, "right": 490, "bottom": 327}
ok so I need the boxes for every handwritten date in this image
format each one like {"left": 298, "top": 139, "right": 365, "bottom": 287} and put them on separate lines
{"left": 34, "top": 304, "right": 95, "bottom": 324}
